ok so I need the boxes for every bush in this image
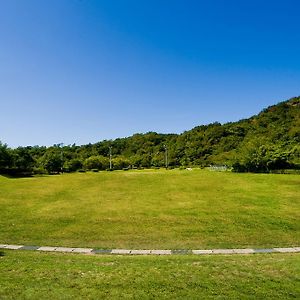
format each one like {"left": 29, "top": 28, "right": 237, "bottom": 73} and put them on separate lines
{"left": 64, "top": 159, "right": 83, "bottom": 172}
{"left": 112, "top": 157, "right": 131, "bottom": 170}
{"left": 83, "top": 156, "right": 109, "bottom": 170}
{"left": 232, "top": 162, "right": 247, "bottom": 172}
{"left": 32, "top": 167, "right": 47, "bottom": 175}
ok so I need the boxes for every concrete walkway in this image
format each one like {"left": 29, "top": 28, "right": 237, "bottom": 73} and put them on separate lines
{"left": 1, "top": 244, "right": 299, "bottom": 255}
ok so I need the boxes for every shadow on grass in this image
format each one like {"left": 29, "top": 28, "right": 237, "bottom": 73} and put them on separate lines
{"left": 1, "top": 173, "right": 34, "bottom": 179}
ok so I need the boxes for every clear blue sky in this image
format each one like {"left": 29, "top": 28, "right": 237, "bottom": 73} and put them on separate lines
{"left": 1, "top": 0, "right": 299, "bottom": 147}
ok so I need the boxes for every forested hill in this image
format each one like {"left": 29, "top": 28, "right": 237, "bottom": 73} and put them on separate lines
{"left": 178, "top": 96, "right": 300, "bottom": 170}
{"left": 0, "top": 96, "right": 299, "bottom": 174}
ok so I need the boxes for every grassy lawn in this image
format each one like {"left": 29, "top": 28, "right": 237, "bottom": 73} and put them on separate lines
{"left": 0, "top": 169, "right": 299, "bottom": 249}
{"left": 0, "top": 250, "right": 299, "bottom": 299}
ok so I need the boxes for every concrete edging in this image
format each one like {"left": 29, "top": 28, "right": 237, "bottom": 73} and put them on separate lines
{"left": 1, "top": 244, "right": 299, "bottom": 255}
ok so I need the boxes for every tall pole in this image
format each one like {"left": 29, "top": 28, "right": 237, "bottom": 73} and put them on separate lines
{"left": 164, "top": 145, "right": 168, "bottom": 169}
{"left": 109, "top": 146, "right": 112, "bottom": 170}
{"left": 59, "top": 143, "right": 64, "bottom": 173}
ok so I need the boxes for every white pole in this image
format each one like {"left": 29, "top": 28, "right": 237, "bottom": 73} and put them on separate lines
{"left": 164, "top": 145, "right": 168, "bottom": 169}
{"left": 60, "top": 143, "right": 64, "bottom": 173}
{"left": 109, "top": 146, "right": 112, "bottom": 170}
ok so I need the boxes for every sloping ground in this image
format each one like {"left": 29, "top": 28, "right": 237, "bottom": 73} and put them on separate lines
{"left": 1, "top": 170, "right": 299, "bottom": 249}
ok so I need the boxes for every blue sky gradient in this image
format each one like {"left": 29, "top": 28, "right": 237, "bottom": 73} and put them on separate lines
{"left": 1, "top": 0, "right": 300, "bottom": 147}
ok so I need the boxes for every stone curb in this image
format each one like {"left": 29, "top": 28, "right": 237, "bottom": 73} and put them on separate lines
{"left": 0, "top": 244, "right": 299, "bottom": 255}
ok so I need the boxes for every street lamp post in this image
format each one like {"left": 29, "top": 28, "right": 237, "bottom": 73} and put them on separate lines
{"left": 164, "top": 145, "right": 168, "bottom": 169}
{"left": 109, "top": 146, "right": 112, "bottom": 170}
{"left": 59, "top": 143, "right": 64, "bottom": 173}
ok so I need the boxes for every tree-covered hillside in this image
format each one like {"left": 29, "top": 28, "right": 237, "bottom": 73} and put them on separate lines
{"left": 1, "top": 96, "right": 299, "bottom": 174}
{"left": 180, "top": 96, "right": 300, "bottom": 171}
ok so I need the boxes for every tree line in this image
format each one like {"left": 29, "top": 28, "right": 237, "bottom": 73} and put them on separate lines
{"left": 1, "top": 97, "right": 299, "bottom": 175}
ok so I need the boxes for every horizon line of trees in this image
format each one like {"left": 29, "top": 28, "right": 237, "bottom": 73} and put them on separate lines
{"left": 1, "top": 96, "right": 299, "bottom": 175}
{"left": 0, "top": 137, "right": 299, "bottom": 176}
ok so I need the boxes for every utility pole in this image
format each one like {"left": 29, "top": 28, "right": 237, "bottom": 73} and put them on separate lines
{"left": 59, "top": 143, "right": 64, "bottom": 173}
{"left": 164, "top": 144, "right": 168, "bottom": 169}
{"left": 109, "top": 146, "right": 112, "bottom": 170}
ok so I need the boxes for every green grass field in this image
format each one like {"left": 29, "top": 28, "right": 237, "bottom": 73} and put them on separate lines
{"left": 0, "top": 250, "right": 299, "bottom": 299}
{"left": 1, "top": 169, "right": 299, "bottom": 249}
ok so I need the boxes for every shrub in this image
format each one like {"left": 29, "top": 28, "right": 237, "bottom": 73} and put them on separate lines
{"left": 83, "top": 156, "right": 109, "bottom": 170}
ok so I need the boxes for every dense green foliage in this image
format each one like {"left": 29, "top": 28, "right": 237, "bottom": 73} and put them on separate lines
{"left": 1, "top": 97, "right": 299, "bottom": 174}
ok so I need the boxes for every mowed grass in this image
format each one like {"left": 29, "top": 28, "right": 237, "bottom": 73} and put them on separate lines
{"left": 0, "top": 169, "right": 299, "bottom": 249}
{"left": 0, "top": 250, "right": 299, "bottom": 299}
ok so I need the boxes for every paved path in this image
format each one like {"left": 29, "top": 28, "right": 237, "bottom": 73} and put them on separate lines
{"left": 1, "top": 244, "right": 299, "bottom": 255}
